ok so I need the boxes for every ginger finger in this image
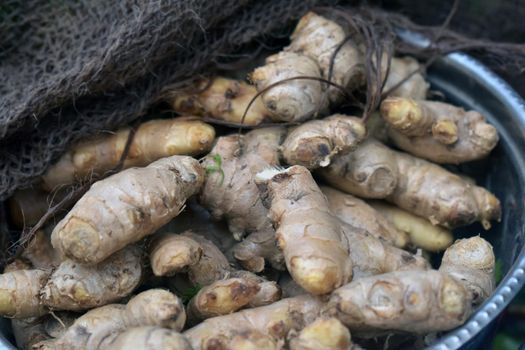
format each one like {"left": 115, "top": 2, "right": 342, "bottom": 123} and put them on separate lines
{"left": 99, "top": 326, "right": 192, "bottom": 350}
{"left": 149, "top": 233, "right": 203, "bottom": 276}
{"left": 169, "top": 77, "right": 272, "bottom": 126}
{"left": 382, "top": 57, "right": 429, "bottom": 100}
{"left": 41, "top": 118, "right": 214, "bottom": 191}
{"left": 250, "top": 51, "right": 327, "bottom": 122}
{"left": 0, "top": 269, "right": 49, "bottom": 318}
{"left": 184, "top": 295, "right": 323, "bottom": 350}
{"left": 227, "top": 330, "right": 278, "bottom": 350}
{"left": 322, "top": 186, "right": 408, "bottom": 248}
{"left": 187, "top": 278, "right": 260, "bottom": 324}
{"left": 281, "top": 114, "right": 366, "bottom": 169}
{"left": 255, "top": 166, "right": 353, "bottom": 295}
{"left": 51, "top": 155, "right": 204, "bottom": 264}
{"left": 368, "top": 200, "right": 453, "bottom": 252}
{"left": 289, "top": 317, "right": 353, "bottom": 350}
{"left": 320, "top": 139, "right": 501, "bottom": 229}
{"left": 232, "top": 228, "right": 285, "bottom": 273}
{"left": 41, "top": 245, "right": 143, "bottom": 311}
{"left": 380, "top": 97, "right": 498, "bottom": 164}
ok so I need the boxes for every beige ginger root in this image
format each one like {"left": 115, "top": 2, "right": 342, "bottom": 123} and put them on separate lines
{"left": 250, "top": 51, "right": 327, "bottom": 123}
{"left": 200, "top": 127, "right": 286, "bottom": 271}
{"left": 439, "top": 236, "right": 495, "bottom": 307}
{"left": 380, "top": 97, "right": 499, "bottom": 164}
{"left": 281, "top": 114, "right": 366, "bottom": 169}
{"left": 169, "top": 77, "right": 272, "bottom": 126}
{"left": 41, "top": 118, "right": 214, "bottom": 191}
{"left": 320, "top": 139, "right": 501, "bottom": 229}
{"left": 184, "top": 295, "right": 323, "bottom": 350}
{"left": 382, "top": 57, "right": 429, "bottom": 100}
{"left": 255, "top": 165, "right": 353, "bottom": 295}
{"left": 187, "top": 278, "right": 260, "bottom": 324}
{"left": 40, "top": 245, "right": 143, "bottom": 311}
{"left": 21, "top": 229, "right": 62, "bottom": 270}
{"left": 289, "top": 317, "right": 354, "bottom": 350}
{"left": 99, "top": 326, "right": 192, "bottom": 350}
{"left": 149, "top": 233, "right": 203, "bottom": 276}
{"left": 369, "top": 201, "right": 453, "bottom": 252}
{"left": 324, "top": 236, "right": 495, "bottom": 336}
{"left": 322, "top": 186, "right": 408, "bottom": 248}
{"left": 286, "top": 12, "right": 364, "bottom": 103}
{"left": 51, "top": 155, "right": 204, "bottom": 264}
{"left": 0, "top": 269, "right": 49, "bottom": 318}
{"left": 40, "top": 289, "right": 186, "bottom": 350}
{"left": 227, "top": 330, "right": 278, "bottom": 350}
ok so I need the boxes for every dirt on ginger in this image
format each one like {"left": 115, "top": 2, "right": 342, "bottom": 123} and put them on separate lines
{"left": 281, "top": 114, "right": 366, "bottom": 169}
{"left": 380, "top": 97, "right": 499, "bottom": 164}
{"left": 41, "top": 118, "right": 214, "bottom": 191}
{"left": 51, "top": 155, "right": 204, "bottom": 264}
{"left": 169, "top": 77, "right": 272, "bottom": 126}
{"left": 320, "top": 138, "right": 501, "bottom": 229}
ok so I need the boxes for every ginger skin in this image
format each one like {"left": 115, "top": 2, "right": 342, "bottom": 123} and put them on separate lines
{"left": 184, "top": 295, "right": 323, "bottom": 350}
{"left": 320, "top": 139, "right": 501, "bottom": 229}
{"left": 39, "top": 289, "right": 186, "bottom": 350}
{"left": 51, "top": 155, "right": 204, "bottom": 264}
{"left": 382, "top": 57, "right": 429, "bottom": 100}
{"left": 0, "top": 269, "right": 49, "bottom": 318}
{"left": 256, "top": 166, "right": 353, "bottom": 295}
{"left": 40, "top": 245, "right": 143, "bottom": 311}
{"left": 289, "top": 317, "right": 353, "bottom": 350}
{"left": 322, "top": 186, "right": 408, "bottom": 248}
{"left": 369, "top": 200, "right": 453, "bottom": 252}
{"left": 281, "top": 114, "right": 366, "bottom": 169}
{"left": 99, "top": 326, "right": 192, "bottom": 350}
{"left": 41, "top": 118, "right": 214, "bottom": 191}
{"left": 380, "top": 97, "right": 499, "bottom": 164}
{"left": 170, "top": 77, "right": 272, "bottom": 126}
{"left": 149, "top": 233, "right": 203, "bottom": 276}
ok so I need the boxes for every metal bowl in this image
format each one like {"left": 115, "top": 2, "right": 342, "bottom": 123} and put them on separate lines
{"left": 1, "top": 49, "right": 524, "bottom": 350}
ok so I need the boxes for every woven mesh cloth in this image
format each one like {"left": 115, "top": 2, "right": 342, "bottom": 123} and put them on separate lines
{"left": 0, "top": 0, "right": 523, "bottom": 200}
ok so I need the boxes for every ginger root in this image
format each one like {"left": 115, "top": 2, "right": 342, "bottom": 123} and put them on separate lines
{"left": 320, "top": 139, "right": 501, "bottom": 229}
{"left": 382, "top": 57, "right": 429, "bottom": 100}
{"left": 369, "top": 201, "right": 453, "bottom": 252}
{"left": 41, "top": 118, "right": 214, "bottom": 191}
{"left": 169, "top": 77, "right": 272, "bottom": 126}
{"left": 51, "top": 155, "right": 204, "bottom": 264}
{"left": 0, "top": 269, "right": 49, "bottom": 318}
{"left": 281, "top": 114, "right": 366, "bottom": 169}
{"left": 324, "top": 236, "right": 495, "bottom": 336}
{"left": 322, "top": 186, "right": 408, "bottom": 248}
{"left": 380, "top": 97, "right": 499, "bottom": 164}
{"left": 40, "top": 245, "right": 143, "bottom": 311}
{"left": 149, "top": 233, "right": 203, "bottom": 276}
{"left": 184, "top": 295, "right": 323, "bottom": 350}
{"left": 289, "top": 317, "right": 354, "bottom": 350}
{"left": 256, "top": 166, "right": 353, "bottom": 295}
{"left": 99, "top": 326, "right": 192, "bottom": 350}
{"left": 21, "top": 229, "right": 62, "bottom": 270}
{"left": 42, "top": 289, "right": 186, "bottom": 349}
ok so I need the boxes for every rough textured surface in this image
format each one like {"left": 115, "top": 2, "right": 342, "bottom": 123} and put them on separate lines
{"left": 0, "top": 269, "right": 49, "bottom": 318}
{"left": 51, "top": 156, "right": 204, "bottom": 264}
{"left": 99, "top": 326, "right": 192, "bottom": 350}
{"left": 289, "top": 317, "right": 352, "bottom": 350}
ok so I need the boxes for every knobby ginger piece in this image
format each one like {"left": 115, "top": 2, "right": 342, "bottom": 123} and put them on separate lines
{"left": 369, "top": 200, "right": 453, "bottom": 252}
{"left": 21, "top": 229, "right": 63, "bottom": 270}
{"left": 40, "top": 289, "right": 186, "bottom": 350}
{"left": 99, "top": 326, "right": 192, "bottom": 350}
{"left": 41, "top": 118, "right": 214, "bottom": 191}
{"left": 381, "top": 97, "right": 498, "bottom": 164}
{"left": 41, "top": 245, "right": 143, "bottom": 311}
{"left": 286, "top": 11, "right": 364, "bottom": 103}
{"left": 256, "top": 166, "right": 353, "bottom": 295}
{"left": 186, "top": 278, "right": 260, "bottom": 324}
{"left": 0, "top": 269, "right": 49, "bottom": 318}
{"left": 281, "top": 114, "right": 366, "bottom": 169}
{"left": 382, "top": 57, "right": 429, "bottom": 100}
{"left": 322, "top": 186, "right": 408, "bottom": 248}
{"left": 169, "top": 77, "right": 272, "bottom": 126}
{"left": 149, "top": 233, "right": 203, "bottom": 276}
{"left": 184, "top": 295, "right": 323, "bottom": 350}
{"left": 319, "top": 139, "right": 501, "bottom": 229}
{"left": 250, "top": 51, "right": 327, "bottom": 122}
{"left": 289, "top": 317, "right": 353, "bottom": 350}
{"left": 51, "top": 155, "right": 204, "bottom": 264}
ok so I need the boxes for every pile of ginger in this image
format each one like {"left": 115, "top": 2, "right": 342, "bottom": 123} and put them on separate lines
{"left": 3, "top": 11, "right": 502, "bottom": 350}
